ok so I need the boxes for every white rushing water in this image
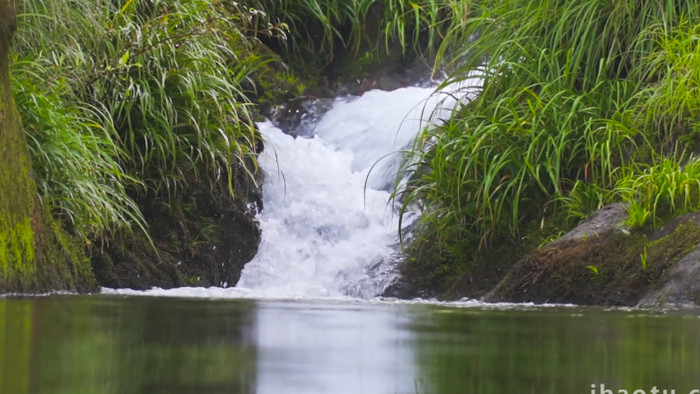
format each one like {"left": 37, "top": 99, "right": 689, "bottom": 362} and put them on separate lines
{"left": 104, "top": 80, "right": 480, "bottom": 300}
{"left": 235, "top": 86, "right": 459, "bottom": 298}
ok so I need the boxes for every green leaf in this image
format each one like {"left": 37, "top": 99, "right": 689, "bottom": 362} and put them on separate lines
{"left": 119, "top": 50, "right": 130, "bottom": 66}
{"left": 585, "top": 265, "right": 599, "bottom": 275}
{"left": 120, "top": 0, "right": 135, "bottom": 14}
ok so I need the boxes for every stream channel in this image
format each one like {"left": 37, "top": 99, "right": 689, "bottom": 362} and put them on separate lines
{"left": 2, "top": 84, "right": 699, "bottom": 394}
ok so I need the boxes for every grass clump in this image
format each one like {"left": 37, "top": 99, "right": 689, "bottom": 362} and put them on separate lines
{"left": 617, "top": 155, "right": 700, "bottom": 229}
{"left": 11, "top": 0, "right": 279, "bottom": 247}
{"left": 11, "top": 61, "right": 142, "bottom": 244}
{"left": 631, "top": 18, "right": 700, "bottom": 152}
{"left": 248, "top": 0, "right": 471, "bottom": 70}
{"left": 396, "top": 0, "right": 700, "bottom": 289}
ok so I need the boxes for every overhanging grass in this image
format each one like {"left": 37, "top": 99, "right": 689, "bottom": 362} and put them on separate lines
{"left": 397, "top": 0, "right": 700, "bottom": 273}
{"left": 11, "top": 63, "right": 144, "bottom": 243}
{"left": 12, "top": 0, "right": 278, "bottom": 245}
{"left": 248, "top": 0, "right": 472, "bottom": 69}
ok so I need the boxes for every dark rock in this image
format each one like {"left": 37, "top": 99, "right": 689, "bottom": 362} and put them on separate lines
{"left": 329, "top": 60, "right": 434, "bottom": 97}
{"left": 648, "top": 211, "right": 700, "bottom": 240}
{"left": 383, "top": 274, "right": 437, "bottom": 299}
{"left": 484, "top": 206, "right": 700, "bottom": 307}
{"left": 482, "top": 233, "right": 649, "bottom": 306}
{"left": 91, "top": 163, "right": 262, "bottom": 290}
{"left": 484, "top": 203, "right": 635, "bottom": 304}
{"left": 637, "top": 212, "right": 700, "bottom": 308}
{"left": 268, "top": 97, "right": 334, "bottom": 138}
{"left": 481, "top": 203, "right": 640, "bottom": 305}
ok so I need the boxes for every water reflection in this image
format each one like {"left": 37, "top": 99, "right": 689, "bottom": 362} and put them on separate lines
{"left": 253, "top": 301, "right": 416, "bottom": 393}
{"left": 410, "top": 307, "right": 700, "bottom": 394}
{"left": 1, "top": 296, "right": 700, "bottom": 394}
{"left": 1, "top": 297, "right": 258, "bottom": 394}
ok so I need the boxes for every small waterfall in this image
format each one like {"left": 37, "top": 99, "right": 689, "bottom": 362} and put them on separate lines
{"left": 235, "top": 86, "right": 460, "bottom": 298}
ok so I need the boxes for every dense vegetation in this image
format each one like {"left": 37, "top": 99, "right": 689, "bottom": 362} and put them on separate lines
{"left": 4, "top": 0, "right": 700, "bottom": 294}
{"left": 12, "top": 0, "right": 280, "bottom": 243}
{"left": 395, "top": 0, "right": 700, "bottom": 294}
{"left": 3, "top": 0, "right": 462, "bottom": 291}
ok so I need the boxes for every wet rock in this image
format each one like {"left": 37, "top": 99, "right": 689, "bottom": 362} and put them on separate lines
{"left": 268, "top": 97, "right": 334, "bottom": 138}
{"left": 329, "top": 60, "right": 434, "bottom": 97}
{"left": 484, "top": 207, "right": 700, "bottom": 307}
{"left": 637, "top": 246, "right": 700, "bottom": 308}
{"left": 483, "top": 234, "right": 639, "bottom": 306}
{"left": 637, "top": 212, "right": 700, "bottom": 308}
{"left": 483, "top": 203, "right": 637, "bottom": 305}
{"left": 382, "top": 278, "right": 425, "bottom": 299}
{"left": 91, "top": 164, "right": 262, "bottom": 290}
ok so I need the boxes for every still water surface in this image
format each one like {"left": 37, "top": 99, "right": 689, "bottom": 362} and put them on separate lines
{"left": 1, "top": 295, "right": 699, "bottom": 394}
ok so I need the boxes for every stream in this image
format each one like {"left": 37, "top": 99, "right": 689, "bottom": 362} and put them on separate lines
{"left": 2, "top": 296, "right": 700, "bottom": 394}
{"left": 2, "top": 85, "right": 698, "bottom": 393}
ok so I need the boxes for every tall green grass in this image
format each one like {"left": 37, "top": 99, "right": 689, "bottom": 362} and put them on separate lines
{"left": 79, "top": 0, "right": 266, "bottom": 199}
{"left": 14, "top": 0, "right": 700, "bottom": 284}
{"left": 12, "top": 0, "right": 276, "bottom": 244}
{"left": 249, "top": 0, "right": 471, "bottom": 68}
{"left": 10, "top": 0, "right": 475, "bottom": 251}
{"left": 398, "top": 0, "right": 700, "bottom": 267}
{"left": 11, "top": 62, "right": 144, "bottom": 243}
{"left": 631, "top": 18, "right": 700, "bottom": 151}
{"left": 618, "top": 155, "right": 700, "bottom": 229}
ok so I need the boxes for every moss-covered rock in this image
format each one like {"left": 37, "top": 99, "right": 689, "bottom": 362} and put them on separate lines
{"left": 485, "top": 210, "right": 700, "bottom": 306}
{"left": 637, "top": 212, "right": 700, "bottom": 308}
{"left": 391, "top": 200, "right": 700, "bottom": 307}
{"left": 0, "top": 3, "right": 96, "bottom": 293}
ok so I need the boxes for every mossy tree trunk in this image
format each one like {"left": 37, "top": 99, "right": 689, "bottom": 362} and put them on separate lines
{"left": 0, "top": 0, "right": 97, "bottom": 293}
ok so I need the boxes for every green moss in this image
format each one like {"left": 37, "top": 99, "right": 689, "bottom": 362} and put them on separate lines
{"left": 0, "top": 39, "right": 40, "bottom": 290}
{"left": 484, "top": 219, "right": 700, "bottom": 305}
{"left": 0, "top": 217, "right": 35, "bottom": 280}
{"left": 647, "top": 222, "right": 700, "bottom": 268}
{"left": 0, "top": 16, "right": 96, "bottom": 293}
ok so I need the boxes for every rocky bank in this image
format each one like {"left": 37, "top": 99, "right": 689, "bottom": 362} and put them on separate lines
{"left": 390, "top": 203, "right": 700, "bottom": 309}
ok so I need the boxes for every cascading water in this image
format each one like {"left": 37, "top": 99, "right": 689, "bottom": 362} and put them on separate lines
{"left": 105, "top": 80, "right": 476, "bottom": 300}
{"left": 235, "top": 85, "right": 460, "bottom": 298}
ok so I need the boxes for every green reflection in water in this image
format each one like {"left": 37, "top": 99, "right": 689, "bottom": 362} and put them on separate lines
{"left": 2, "top": 296, "right": 700, "bottom": 394}
{"left": 411, "top": 307, "right": 700, "bottom": 394}
{"left": 0, "top": 300, "right": 32, "bottom": 394}
{"left": 0, "top": 296, "right": 257, "bottom": 394}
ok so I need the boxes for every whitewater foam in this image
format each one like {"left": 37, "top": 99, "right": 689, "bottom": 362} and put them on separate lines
{"left": 234, "top": 86, "right": 461, "bottom": 298}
